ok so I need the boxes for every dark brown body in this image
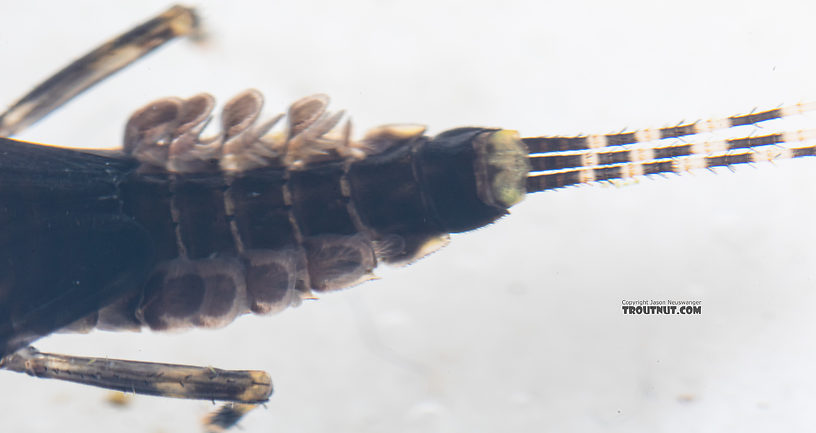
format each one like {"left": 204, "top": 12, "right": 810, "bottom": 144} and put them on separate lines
{"left": 0, "top": 127, "right": 526, "bottom": 357}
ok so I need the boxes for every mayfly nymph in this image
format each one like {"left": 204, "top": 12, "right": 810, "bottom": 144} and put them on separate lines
{"left": 2, "top": 4, "right": 816, "bottom": 432}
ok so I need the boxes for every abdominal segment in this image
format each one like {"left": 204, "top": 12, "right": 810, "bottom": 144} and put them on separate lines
{"left": 66, "top": 94, "right": 519, "bottom": 334}
{"left": 80, "top": 234, "right": 381, "bottom": 333}
{"left": 137, "top": 235, "right": 376, "bottom": 331}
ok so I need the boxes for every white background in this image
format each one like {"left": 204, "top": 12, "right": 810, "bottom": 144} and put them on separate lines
{"left": 3, "top": 1, "right": 816, "bottom": 432}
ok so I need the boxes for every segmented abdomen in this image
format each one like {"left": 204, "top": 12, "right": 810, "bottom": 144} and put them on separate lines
{"left": 83, "top": 126, "right": 528, "bottom": 333}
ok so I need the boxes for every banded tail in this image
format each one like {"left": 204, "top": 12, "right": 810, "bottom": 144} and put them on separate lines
{"left": 524, "top": 102, "right": 816, "bottom": 192}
